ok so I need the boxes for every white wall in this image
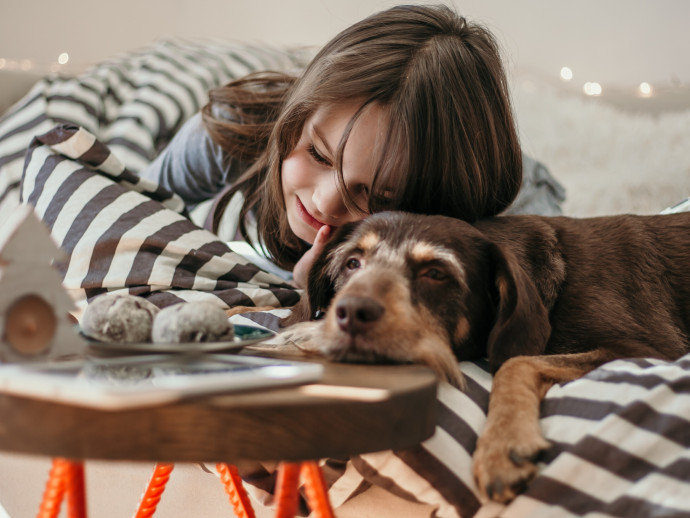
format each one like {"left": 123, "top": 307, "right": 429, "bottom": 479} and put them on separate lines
{"left": 1, "top": 0, "right": 689, "bottom": 91}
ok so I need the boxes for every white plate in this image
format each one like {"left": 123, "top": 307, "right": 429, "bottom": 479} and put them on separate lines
{"left": 86, "top": 324, "right": 275, "bottom": 354}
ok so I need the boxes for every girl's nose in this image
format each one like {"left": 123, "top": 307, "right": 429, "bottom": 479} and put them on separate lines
{"left": 313, "top": 176, "right": 347, "bottom": 219}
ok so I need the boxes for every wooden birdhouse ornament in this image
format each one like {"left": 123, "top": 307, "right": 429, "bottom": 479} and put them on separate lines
{"left": 0, "top": 204, "right": 85, "bottom": 362}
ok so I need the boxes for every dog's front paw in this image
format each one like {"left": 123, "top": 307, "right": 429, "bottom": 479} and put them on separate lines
{"left": 278, "top": 321, "right": 328, "bottom": 355}
{"left": 472, "top": 424, "right": 550, "bottom": 503}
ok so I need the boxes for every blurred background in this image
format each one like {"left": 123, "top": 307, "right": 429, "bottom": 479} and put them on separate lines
{"left": 1, "top": 0, "right": 689, "bottom": 215}
{"left": 2, "top": 0, "right": 689, "bottom": 110}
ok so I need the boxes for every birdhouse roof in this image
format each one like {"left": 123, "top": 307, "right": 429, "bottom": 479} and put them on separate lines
{"left": 0, "top": 205, "right": 66, "bottom": 264}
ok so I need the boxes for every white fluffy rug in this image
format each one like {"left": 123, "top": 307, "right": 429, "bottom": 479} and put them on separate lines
{"left": 512, "top": 78, "right": 690, "bottom": 217}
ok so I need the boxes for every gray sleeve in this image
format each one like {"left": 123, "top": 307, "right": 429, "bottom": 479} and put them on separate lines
{"left": 138, "top": 112, "right": 245, "bottom": 205}
{"left": 506, "top": 153, "right": 567, "bottom": 216}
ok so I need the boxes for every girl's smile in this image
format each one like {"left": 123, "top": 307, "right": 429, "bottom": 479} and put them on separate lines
{"left": 295, "top": 195, "right": 329, "bottom": 232}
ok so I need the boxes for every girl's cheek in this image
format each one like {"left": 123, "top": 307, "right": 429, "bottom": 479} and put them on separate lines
{"left": 283, "top": 153, "right": 315, "bottom": 190}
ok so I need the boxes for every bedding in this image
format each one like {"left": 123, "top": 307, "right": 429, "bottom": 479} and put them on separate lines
{"left": 21, "top": 122, "right": 299, "bottom": 316}
{"left": 1, "top": 38, "right": 689, "bottom": 518}
{"left": 1, "top": 39, "right": 306, "bottom": 316}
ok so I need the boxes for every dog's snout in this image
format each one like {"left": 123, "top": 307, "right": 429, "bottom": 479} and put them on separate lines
{"left": 335, "top": 296, "right": 384, "bottom": 335}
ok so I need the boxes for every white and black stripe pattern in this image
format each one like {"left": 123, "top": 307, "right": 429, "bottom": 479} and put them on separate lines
{"left": 21, "top": 123, "right": 299, "bottom": 315}
{"left": 0, "top": 37, "right": 307, "bottom": 225}
{"left": 516, "top": 356, "right": 690, "bottom": 517}
{"left": 25, "top": 123, "right": 185, "bottom": 213}
{"left": 346, "top": 363, "right": 490, "bottom": 518}
{"left": 332, "top": 354, "right": 690, "bottom": 518}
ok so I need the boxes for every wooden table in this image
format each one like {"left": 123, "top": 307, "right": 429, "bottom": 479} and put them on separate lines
{"left": 0, "top": 351, "right": 438, "bottom": 517}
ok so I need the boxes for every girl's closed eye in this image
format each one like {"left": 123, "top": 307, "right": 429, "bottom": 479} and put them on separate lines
{"left": 307, "top": 144, "right": 332, "bottom": 167}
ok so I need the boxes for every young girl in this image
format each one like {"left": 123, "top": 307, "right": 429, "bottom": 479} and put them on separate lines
{"left": 140, "top": 4, "right": 564, "bottom": 287}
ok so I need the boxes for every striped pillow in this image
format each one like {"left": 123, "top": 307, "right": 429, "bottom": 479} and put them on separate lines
{"left": 21, "top": 122, "right": 299, "bottom": 316}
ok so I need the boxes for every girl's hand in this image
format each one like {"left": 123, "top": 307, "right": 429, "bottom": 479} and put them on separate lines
{"left": 292, "top": 225, "right": 332, "bottom": 289}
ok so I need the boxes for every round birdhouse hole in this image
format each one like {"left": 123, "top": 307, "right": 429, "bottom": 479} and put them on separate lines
{"left": 4, "top": 294, "right": 57, "bottom": 356}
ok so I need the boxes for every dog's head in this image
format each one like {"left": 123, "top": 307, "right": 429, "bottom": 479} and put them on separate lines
{"left": 283, "top": 211, "right": 551, "bottom": 386}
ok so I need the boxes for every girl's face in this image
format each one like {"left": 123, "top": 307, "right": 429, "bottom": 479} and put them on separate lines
{"left": 282, "top": 101, "right": 387, "bottom": 245}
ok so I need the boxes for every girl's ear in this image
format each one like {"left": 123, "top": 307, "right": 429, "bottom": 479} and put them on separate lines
{"left": 486, "top": 242, "right": 551, "bottom": 373}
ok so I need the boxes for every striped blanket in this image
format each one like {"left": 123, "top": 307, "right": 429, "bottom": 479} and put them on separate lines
{"left": 1, "top": 39, "right": 305, "bottom": 316}
{"left": 1, "top": 39, "right": 689, "bottom": 517}
{"left": 349, "top": 355, "right": 690, "bottom": 517}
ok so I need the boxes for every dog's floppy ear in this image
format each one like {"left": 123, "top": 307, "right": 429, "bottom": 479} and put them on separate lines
{"left": 281, "top": 249, "right": 336, "bottom": 326}
{"left": 280, "top": 222, "right": 360, "bottom": 327}
{"left": 486, "top": 242, "right": 551, "bottom": 373}
{"left": 280, "top": 295, "right": 312, "bottom": 327}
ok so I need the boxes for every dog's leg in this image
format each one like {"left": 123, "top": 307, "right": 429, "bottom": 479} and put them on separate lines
{"left": 472, "top": 349, "right": 615, "bottom": 503}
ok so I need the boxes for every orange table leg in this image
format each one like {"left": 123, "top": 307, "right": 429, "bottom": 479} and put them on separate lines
{"left": 37, "top": 458, "right": 87, "bottom": 518}
{"left": 66, "top": 461, "right": 87, "bottom": 518}
{"left": 134, "top": 462, "right": 174, "bottom": 518}
{"left": 216, "top": 463, "right": 256, "bottom": 518}
{"left": 37, "top": 459, "right": 69, "bottom": 518}
{"left": 38, "top": 458, "right": 336, "bottom": 518}
{"left": 300, "top": 461, "right": 335, "bottom": 518}
{"left": 274, "top": 462, "right": 301, "bottom": 518}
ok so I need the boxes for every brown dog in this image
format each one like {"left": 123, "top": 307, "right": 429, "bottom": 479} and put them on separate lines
{"left": 281, "top": 210, "right": 690, "bottom": 503}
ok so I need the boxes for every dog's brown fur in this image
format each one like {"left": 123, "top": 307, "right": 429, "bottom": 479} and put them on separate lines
{"left": 281, "top": 210, "right": 690, "bottom": 502}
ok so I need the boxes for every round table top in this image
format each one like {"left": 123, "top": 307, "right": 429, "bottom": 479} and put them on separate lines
{"left": 0, "top": 351, "right": 438, "bottom": 463}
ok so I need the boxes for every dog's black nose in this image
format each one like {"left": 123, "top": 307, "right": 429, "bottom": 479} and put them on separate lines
{"left": 335, "top": 296, "right": 384, "bottom": 335}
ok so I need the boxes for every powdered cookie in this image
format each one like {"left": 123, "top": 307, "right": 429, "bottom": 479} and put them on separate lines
{"left": 152, "top": 301, "right": 234, "bottom": 343}
{"left": 81, "top": 293, "right": 160, "bottom": 343}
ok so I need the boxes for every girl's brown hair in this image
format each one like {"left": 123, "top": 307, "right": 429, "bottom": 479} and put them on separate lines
{"left": 204, "top": 4, "right": 522, "bottom": 270}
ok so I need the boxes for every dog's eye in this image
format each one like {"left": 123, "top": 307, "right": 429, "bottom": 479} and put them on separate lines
{"left": 419, "top": 267, "right": 449, "bottom": 282}
{"left": 345, "top": 257, "right": 361, "bottom": 270}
